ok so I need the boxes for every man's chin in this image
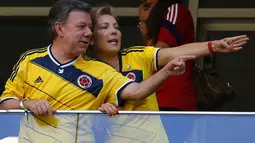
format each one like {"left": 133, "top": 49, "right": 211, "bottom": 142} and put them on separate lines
{"left": 77, "top": 47, "right": 87, "bottom": 55}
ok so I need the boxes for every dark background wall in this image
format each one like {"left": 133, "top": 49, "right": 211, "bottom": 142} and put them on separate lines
{"left": 207, "top": 31, "right": 255, "bottom": 111}
{"left": 199, "top": 0, "right": 254, "bottom": 8}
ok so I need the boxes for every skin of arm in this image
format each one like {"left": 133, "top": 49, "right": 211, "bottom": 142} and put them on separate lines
{"left": 157, "top": 42, "right": 209, "bottom": 67}
{"left": 157, "top": 35, "right": 249, "bottom": 68}
{"left": 0, "top": 99, "right": 20, "bottom": 109}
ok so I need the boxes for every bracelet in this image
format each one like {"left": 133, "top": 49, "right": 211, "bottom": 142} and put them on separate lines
{"left": 19, "top": 99, "right": 28, "bottom": 110}
{"left": 208, "top": 41, "right": 215, "bottom": 54}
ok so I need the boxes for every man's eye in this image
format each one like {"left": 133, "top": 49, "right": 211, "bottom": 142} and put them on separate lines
{"left": 78, "top": 25, "right": 85, "bottom": 28}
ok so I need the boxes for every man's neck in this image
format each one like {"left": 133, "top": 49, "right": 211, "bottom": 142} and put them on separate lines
{"left": 51, "top": 41, "right": 78, "bottom": 65}
{"left": 97, "top": 53, "right": 120, "bottom": 71}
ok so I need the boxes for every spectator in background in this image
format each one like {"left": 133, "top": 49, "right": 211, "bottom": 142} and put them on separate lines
{"left": 138, "top": 0, "right": 158, "bottom": 46}
{"left": 140, "top": 0, "right": 196, "bottom": 111}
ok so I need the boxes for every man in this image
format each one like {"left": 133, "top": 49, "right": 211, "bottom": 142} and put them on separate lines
{"left": 0, "top": 0, "right": 191, "bottom": 142}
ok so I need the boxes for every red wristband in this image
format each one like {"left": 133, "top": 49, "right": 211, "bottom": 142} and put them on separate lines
{"left": 208, "top": 41, "right": 215, "bottom": 54}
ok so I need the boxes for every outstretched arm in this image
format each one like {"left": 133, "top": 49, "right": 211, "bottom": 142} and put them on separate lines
{"left": 157, "top": 35, "right": 249, "bottom": 67}
{"left": 120, "top": 55, "right": 195, "bottom": 100}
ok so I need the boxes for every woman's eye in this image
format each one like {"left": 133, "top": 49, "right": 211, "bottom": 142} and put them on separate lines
{"left": 100, "top": 26, "right": 107, "bottom": 29}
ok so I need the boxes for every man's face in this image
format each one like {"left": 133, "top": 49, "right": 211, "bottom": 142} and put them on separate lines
{"left": 61, "top": 10, "right": 93, "bottom": 55}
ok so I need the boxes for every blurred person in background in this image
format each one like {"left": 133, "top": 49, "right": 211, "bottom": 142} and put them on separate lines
{"left": 139, "top": 0, "right": 201, "bottom": 142}
{"left": 140, "top": 0, "right": 196, "bottom": 112}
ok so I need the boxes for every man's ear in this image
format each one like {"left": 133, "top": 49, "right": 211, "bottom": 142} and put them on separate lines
{"left": 55, "top": 22, "right": 64, "bottom": 37}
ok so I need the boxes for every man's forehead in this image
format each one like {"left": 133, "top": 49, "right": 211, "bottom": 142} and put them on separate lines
{"left": 67, "top": 10, "right": 92, "bottom": 24}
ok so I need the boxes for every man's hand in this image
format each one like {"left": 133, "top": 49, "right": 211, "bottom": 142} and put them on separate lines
{"left": 163, "top": 55, "right": 196, "bottom": 76}
{"left": 213, "top": 35, "right": 249, "bottom": 53}
{"left": 23, "top": 100, "right": 54, "bottom": 116}
{"left": 98, "top": 102, "right": 119, "bottom": 116}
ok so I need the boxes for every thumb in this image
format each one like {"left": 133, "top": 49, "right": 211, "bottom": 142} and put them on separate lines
{"left": 222, "top": 40, "right": 231, "bottom": 49}
{"left": 98, "top": 107, "right": 105, "bottom": 113}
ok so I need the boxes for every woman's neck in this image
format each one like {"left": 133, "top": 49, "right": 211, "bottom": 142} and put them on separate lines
{"left": 96, "top": 53, "right": 120, "bottom": 71}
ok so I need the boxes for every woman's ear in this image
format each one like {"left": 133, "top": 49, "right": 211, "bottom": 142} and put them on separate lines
{"left": 90, "top": 37, "right": 94, "bottom": 45}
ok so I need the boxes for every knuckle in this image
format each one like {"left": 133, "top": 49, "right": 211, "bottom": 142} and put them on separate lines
{"left": 31, "top": 105, "right": 36, "bottom": 110}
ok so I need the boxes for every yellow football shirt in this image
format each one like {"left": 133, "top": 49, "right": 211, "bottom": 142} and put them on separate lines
{"left": 103, "top": 46, "right": 169, "bottom": 143}
{"left": 1, "top": 45, "right": 132, "bottom": 109}
{"left": 0, "top": 45, "right": 133, "bottom": 143}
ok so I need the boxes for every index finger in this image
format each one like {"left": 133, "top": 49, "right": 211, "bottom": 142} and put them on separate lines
{"left": 44, "top": 102, "right": 53, "bottom": 116}
{"left": 226, "top": 35, "right": 248, "bottom": 42}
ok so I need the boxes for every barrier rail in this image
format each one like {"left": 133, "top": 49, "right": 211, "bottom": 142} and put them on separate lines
{"left": 1, "top": 110, "right": 255, "bottom": 143}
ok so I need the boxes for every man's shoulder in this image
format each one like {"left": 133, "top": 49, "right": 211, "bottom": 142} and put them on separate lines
{"left": 19, "top": 46, "right": 48, "bottom": 62}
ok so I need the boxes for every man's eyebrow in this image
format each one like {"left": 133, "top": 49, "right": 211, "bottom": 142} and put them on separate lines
{"left": 75, "top": 21, "right": 92, "bottom": 26}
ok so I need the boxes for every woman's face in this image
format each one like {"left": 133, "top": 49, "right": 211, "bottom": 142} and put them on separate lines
{"left": 92, "top": 14, "right": 122, "bottom": 55}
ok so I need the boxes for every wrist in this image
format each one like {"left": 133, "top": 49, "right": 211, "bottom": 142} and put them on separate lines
{"left": 159, "top": 66, "right": 172, "bottom": 77}
{"left": 208, "top": 41, "right": 216, "bottom": 54}
{"left": 19, "top": 99, "right": 29, "bottom": 110}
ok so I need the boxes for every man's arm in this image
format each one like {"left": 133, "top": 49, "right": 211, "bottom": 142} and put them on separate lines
{"left": 157, "top": 35, "right": 249, "bottom": 67}
{"left": 120, "top": 55, "right": 194, "bottom": 100}
{"left": 0, "top": 99, "right": 20, "bottom": 109}
{"left": 0, "top": 52, "right": 53, "bottom": 116}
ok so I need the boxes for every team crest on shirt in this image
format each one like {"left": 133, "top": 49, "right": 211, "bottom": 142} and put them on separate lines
{"left": 126, "top": 72, "right": 136, "bottom": 81}
{"left": 77, "top": 75, "right": 92, "bottom": 89}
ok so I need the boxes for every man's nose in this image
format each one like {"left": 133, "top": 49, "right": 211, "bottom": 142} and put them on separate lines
{"left": 84, "top": 27, "right": 93, "bottom": 37}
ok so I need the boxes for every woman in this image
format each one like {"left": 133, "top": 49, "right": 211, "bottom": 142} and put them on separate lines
{"left": 140, "top": 0, "right": 197, "bottom": 111}
{"left": 89, "top": 5, "right": 248, "bottom": 143}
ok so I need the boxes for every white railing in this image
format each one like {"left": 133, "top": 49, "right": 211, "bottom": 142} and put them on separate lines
{"left": 1, "top": 110, "right": 255, "bottom": 143}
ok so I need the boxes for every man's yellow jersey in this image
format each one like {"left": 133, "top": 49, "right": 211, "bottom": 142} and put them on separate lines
{"left": 0, "top": 45, "right": 133, "bottom": 143}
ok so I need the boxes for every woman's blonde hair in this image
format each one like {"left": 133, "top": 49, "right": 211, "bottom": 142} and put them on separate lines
{"left": 92, "top": 5, "right": 117, "bottom": 27}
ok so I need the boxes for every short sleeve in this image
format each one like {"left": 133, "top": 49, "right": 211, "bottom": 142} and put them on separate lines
{"left": 143, "top": 46, "right": 160, "bottom": 71}
{"left": 103, "top": 68, "right": 134, "bottom": 106}
{"left": 0, "top": 56, "right": 28, "bottom": 103}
